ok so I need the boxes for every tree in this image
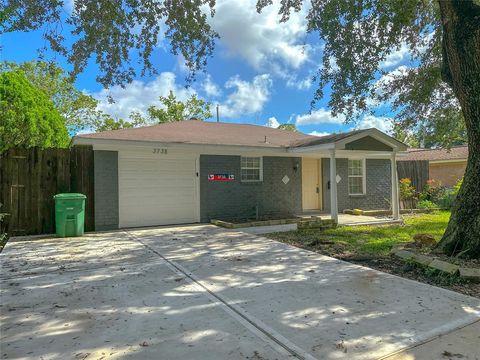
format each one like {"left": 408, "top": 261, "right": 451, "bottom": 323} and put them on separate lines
{"left": 392, "top": 114, "right": 467, "bottom": 148}
{"left": 277, "top": 124, "right": 298, "bottom": 132}
{"left": 256, "top": 0, "right": 480, "bottom": 258}
{"left": 91, "top": 111, "right": 148, "bottom": 132}
{"left": 0, "top": 61, "right": 102, "bottom": 131}
{"left": 0, "top": 70, "right": 69, "bottom": 152}
{"left": 5, "top": 0, "right": 480, "bottom": 257}
{"left": 1, "top": 0, "right": 218, "bottom": 87}
{"left": 147, "top": 91, "right": 212, "bottom": 123}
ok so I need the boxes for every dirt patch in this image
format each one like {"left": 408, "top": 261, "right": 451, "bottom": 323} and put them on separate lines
{"left": 343, "top": 255, "right": 480, "bottom": 298}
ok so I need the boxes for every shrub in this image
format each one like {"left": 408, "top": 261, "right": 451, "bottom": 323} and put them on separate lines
{"left": 419, "top": 179, "right": 446, "bottom": 204}
{"left": 399, "top": 178, "right": 417, "bottom": 209}
{"left": 399, "top": 178, "right": 416, "bottom": 200}
{"left": 417, "top": 200, "right": 439, "bottom": 209}
{"left": 438, "top": 189, "right": 456, "bottom": 209}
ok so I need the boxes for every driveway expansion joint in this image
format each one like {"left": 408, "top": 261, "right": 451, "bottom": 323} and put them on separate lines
{"left": 124, "top": 230, "right": 317, "bottom": 360}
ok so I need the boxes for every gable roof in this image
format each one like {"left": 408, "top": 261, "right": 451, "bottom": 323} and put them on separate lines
{"left": 399, "top": 145, "right": 468, "bottom": 162}
{"left": 76, "top": 120, "right": 317, "bottom": 148}
{"left": 291, "top": 129, "right": 370, "bottom": 147}
{"left": 290, "top": 127, "right": 407, "bottom": 151}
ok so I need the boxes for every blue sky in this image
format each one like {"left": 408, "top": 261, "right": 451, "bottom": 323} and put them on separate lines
{"left": 1, "top": 0, "right": 411, "bottom": 136}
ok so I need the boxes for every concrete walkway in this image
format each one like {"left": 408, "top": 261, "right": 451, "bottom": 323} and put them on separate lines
{"left": 1, "top": 225, "right": 479, "bottom": 359}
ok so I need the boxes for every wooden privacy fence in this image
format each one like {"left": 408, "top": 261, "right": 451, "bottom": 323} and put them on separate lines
{"left": 397, "top": 160, "right": 429, "bottom": 209}
{"left": 397, "top": 160, "right": 429, "bottom": 194}
{"left": 0, "top": 146, "right": 94, "bottom": 235}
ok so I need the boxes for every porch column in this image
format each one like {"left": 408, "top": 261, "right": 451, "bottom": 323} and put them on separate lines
{"left": 329, "top": 149, "right": 338, "bottom": 224}
{"left": 391, "top": 151, "right": 400, "bottom": 220}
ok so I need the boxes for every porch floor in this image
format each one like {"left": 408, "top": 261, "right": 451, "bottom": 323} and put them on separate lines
{"left": 295, "top": 211, "right": 402, "bottom": 226}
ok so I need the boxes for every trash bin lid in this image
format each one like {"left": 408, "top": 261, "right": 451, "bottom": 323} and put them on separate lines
{"left": 54, "top": 193, "right": 87, "bottom": 199}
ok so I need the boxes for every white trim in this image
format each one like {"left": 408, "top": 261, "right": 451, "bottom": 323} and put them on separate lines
{"left": 347, "top": 158, "right": 367, "bottom": 196}
{"left": 75, "top": 137, "right": 291, "bottom": 155}
{"left": 429, "top": 159, "right": 467, "bottom": 164}
{"left": 288, "top": 128, "right": 408, "bottom": 154}
{"left": 240, "top": 156, "right": 263, "bottom": 182}
{"left": 334, "top": 128, "right": 408, "bottom": 151}
{"left": 288, "top": 143, "right": 335, "bottom": 153}
{"left": 391, "top": 152, "right": 400, "bottom": 220}
{"left": 329, "top": 149, "right": 338, "bottom": 223}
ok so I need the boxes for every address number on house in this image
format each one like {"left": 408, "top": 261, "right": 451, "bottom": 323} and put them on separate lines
{"left": 152, "top": 148, "right": 168, "bottom": 154}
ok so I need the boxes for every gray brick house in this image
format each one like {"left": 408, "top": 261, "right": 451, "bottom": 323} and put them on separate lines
{"left": 74, "top": 120, "right": 407, "bottom": 230}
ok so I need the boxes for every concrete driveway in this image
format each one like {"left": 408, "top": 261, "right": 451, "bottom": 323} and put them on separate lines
{"left": 1, "top": 225, "right": 479, "bottom": 360}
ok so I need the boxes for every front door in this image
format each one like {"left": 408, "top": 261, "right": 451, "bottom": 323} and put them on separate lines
{"left": 302, "top": 158, "right": 322, "bottom": 210}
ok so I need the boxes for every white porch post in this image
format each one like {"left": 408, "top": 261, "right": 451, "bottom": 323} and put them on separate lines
{"left": 329, "top": 149, "right": 338, "bottom": 224}
{"left": 391, "top": 151, "right": 400, "bottom": 220}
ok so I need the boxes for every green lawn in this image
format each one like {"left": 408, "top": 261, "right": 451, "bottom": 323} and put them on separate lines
{"left": 266, "top": 211, "right": 451, "bottom": 257}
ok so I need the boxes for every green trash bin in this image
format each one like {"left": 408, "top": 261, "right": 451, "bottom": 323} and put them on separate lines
{"left": 54, "top": 193, "right": 86, "bottom": 237}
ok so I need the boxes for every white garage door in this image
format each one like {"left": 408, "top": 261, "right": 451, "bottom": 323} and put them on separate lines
{"left": 119, "top": 152, "right": 199, "bottom": 228}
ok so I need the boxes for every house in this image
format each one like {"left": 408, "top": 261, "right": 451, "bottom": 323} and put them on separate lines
{"left": 73, "top": 120, "right": 407, "bottom": 230}
{"left": 399, "top": 145, "right": 467, "bottom": 188}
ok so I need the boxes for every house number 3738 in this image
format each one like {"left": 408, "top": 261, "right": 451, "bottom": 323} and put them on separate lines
{"left": 153, "top": 148, "right": 168, "bottom": 154}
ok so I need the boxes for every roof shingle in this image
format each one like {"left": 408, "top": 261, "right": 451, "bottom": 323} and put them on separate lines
{"left": 76, "top": 120, "right": 317, "bottom": 148}
{"left": 399, "top": 145, "right": 468, "bottom": 161}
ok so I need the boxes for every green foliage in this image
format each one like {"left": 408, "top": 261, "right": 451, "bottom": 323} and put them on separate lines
{"left": 399, "top": 178, "right": 416, "bottom": 201}
{"left": 437, "top": 189, "right": 456, "bottom": 210}
{"left": 393, "top": 109, "right": 467, "bottom": 149}
{"left": 436, "top": 177, "right": 463, "bottom": 210}
{"left": 266, "top": 211, "right": 451, "bottom": 256}
{"left": 419, "top": 179, "right": 446, "bottom": 203}
{"left": 1, "top": 0, "right": 218, "bottom": 87}
{"left": 147, "top": 91, "right": 212, "bottom": 123}
{"left": 277, "top": 124, "right": 298, "bottom": 132}
{"left": 0, "top": 70, "right": 70, "bottom": 152}
{"left": 90, "top": 111, "right": 149, "bottom": 132}
{"left": 3, "top": 1, "right": 474, "bottom": 149}
{"left": 0, "top": 61, "right": 102, "bottom": 131}
{"left": 417, "top": 200, "right": 439, "bottom": 209}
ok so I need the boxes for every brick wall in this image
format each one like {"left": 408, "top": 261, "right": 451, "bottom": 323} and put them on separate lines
{"left": 200, "top": 155, "right": 302, "bottom": 222}
{"left": 94, "top": 151, "right": 119, "bottom": 230}
{"left": 429, "top": 161, "right": 466, "bottom": 188}
{"left": 322, "top": 158, "right": 391, "bottom": 212}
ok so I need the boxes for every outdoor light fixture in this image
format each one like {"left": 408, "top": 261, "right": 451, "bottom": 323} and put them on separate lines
{"left": 293, "top": 161, "right": 300, "bottom": 173}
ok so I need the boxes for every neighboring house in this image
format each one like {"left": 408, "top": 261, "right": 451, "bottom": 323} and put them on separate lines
{"left": 73, "top": 120, "right": 407, "bottom": 230}
{"left": 400, "top": 145, "right": 468, "bottom": 188}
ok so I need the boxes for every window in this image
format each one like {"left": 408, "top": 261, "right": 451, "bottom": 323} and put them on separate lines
{"left": 241, "top": 157, "right": 263, "bottom": 182}
{"left": 348, "top": 159, "right": 365, "bottom": 195}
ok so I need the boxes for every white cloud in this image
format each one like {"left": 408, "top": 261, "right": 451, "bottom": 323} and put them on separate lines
{"left": 220, "top": 74, "right": 272, "bottom": 118}
{"left": 285, "top": 75, "right": 313, "bottom": 90}
{"left": 295, "top": 108, "right": 346, "bottom": 125}
{"left": 202, "top": 75, "right": 221, "bottom": 97}
{"left": 380, "top": 43, "right": 411, "bottom": 69}
{"left": 94, "top": 71, "right": 272, "bottom": 121}
{"left": 355, "top": 115, "right": 393, "bottom": 134}
{"left": 208, "top": 0, "right": 310, "bottom": 73}
{"left": 93, "top": 72, "right": 195, "bottom": 120}
{"left": 266, "top": 116, "right": 280, "bottom": 128}
{"left": 309, "top": 131, "right": 330, "bottom": 137}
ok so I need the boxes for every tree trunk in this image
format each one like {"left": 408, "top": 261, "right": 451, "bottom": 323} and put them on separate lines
{"left": 435, "top": 0, "right": 480, "bottom": 258}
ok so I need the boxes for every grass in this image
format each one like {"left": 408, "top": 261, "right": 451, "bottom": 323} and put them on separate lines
{"left": 266, "top": 211, "right": 451, "bottom": 257}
